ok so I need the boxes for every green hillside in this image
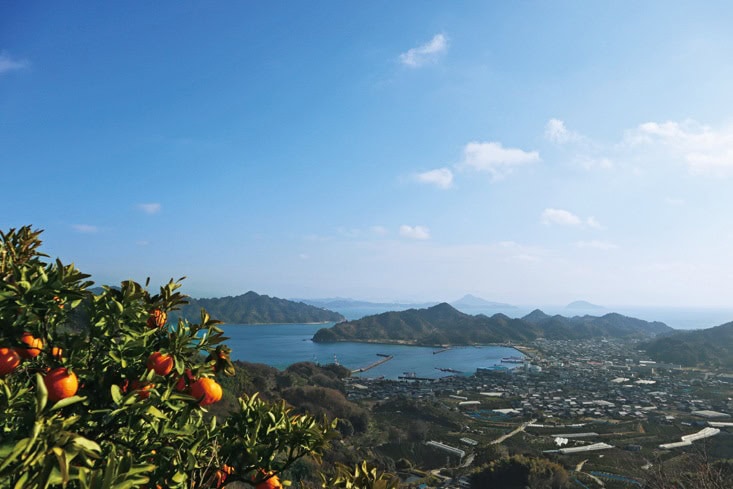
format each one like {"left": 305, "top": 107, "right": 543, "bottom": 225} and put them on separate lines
{"left": 312, "top": 303, "right": 671, "bottom": 345}
{"left": 172, "top": 291, "right": 344, "bottom": 324}
{"left": 642, "top": 321, "right": 733, "bottom": 368}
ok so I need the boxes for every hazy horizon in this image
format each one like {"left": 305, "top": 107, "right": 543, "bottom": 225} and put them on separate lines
{"left": 4, "top": 3, "right": 733, "bottom": 308}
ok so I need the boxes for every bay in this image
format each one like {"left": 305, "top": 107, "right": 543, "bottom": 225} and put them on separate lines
{"left": 221, "top": 323, "right": 524, "bottom": 380}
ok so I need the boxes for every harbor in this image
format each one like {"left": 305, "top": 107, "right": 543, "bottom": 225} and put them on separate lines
{"left": 352, "top": 354, "right": 394, "bottom": 373}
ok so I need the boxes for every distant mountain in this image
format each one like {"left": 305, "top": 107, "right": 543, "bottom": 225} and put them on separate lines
{"left": 312, "top": 303, "right": 671, "bottom": 345}
{"left": 641, "top": 321, "right": 733, "bottom": 368}
{"left": 451, "top": 294, "right": 516, "bottom": 309}
{"left": 565, "top": 300, "right": 605, "bottom": 310}
{"left": 296, "top": 298, "right": 438, "bottom": 310}
{"left": 173, "top": 291, "right": 344, "bottom": 324}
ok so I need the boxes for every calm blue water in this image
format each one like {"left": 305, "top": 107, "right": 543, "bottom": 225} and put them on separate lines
{"left": 221, "top": 323, "right": 523, "bottom": 380}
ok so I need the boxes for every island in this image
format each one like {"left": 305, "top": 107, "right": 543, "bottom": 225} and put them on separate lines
{"left": 312, "top": 303, "right": 671, "bottom": 345}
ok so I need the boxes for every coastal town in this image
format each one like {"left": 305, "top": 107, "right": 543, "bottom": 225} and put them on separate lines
{"left": 343, "top": 338, "right": 733, "bottom": 488}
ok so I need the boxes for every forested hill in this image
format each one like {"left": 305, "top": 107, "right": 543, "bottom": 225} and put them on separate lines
{"left": 641, "top": 321, "right": 733, "bottom": 368}
{"left": 312, "top": 303, "right": 672, "bottom": 345}
{"left": 172, "top": 291, "right": 345, "bottom": 324}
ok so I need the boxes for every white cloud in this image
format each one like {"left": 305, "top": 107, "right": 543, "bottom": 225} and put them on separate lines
{"left": 627, "top": 120, "right": 733, "bottom": 176}
{"left": 586, "top": 217, "right": 603, "bottom": 229}
{"left": 371, "top": 225, "right": 389, "bottom": 236}
{"left": 399, "top": 225, "right": 430, "bottom": 240}
{"left": 399, "top": 34, "right": 448, "bottom": 68}
{"left": 541, "top": 208, "right": 582, "bottom": 226}
{"left": 545, "top": 118, "right": 580, "bottom": 144}
{"left": 0, "top": 52, "right": 29, "bottom": 75}
{"left": 137, "top": 203, "right": 162, "bottom": 214}
{"left": 461, "top": 141, "right": 540, "bottom": 179}
{"left": 72, "top": 224, "right": 98, "bottom": 234}
{"left": 415, "top": 167, "right": 453, "bottom": 189}
{"left": 575, "top": 240, "right": 618, "bottom": 251}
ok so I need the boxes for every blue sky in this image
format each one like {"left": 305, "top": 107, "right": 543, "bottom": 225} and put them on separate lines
{"left": 3, "top": 2, "right": 733, "bottom": 306}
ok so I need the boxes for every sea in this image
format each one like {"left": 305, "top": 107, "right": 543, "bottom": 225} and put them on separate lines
{"left": 221, "top": 323, "right": 524, "bottom": 380}
{"left": 220, "top": 304, "right": 733, "bottom": 378}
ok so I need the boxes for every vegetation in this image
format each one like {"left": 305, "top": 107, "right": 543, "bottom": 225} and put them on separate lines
{"left": 313, "top": 303, "right": 671, "bottom": 345}
{"left": 0, "top": 226, "right": 394, "bottom": 489}
{"left": 470, "top": 454, "right": 570, "bottom": 488}
{"left": 642, "top": 321, "right": 733, "bottom": 368}
{"left": 171, "top": 292, "right": 344, "bottom": 325}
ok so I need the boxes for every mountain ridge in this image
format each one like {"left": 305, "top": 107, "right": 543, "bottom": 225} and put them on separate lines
{"left": 172, "top": 291, "right": 345, "bottom": 324}
{"left": 313, "top": 303, "right": 671, "bottom": 345}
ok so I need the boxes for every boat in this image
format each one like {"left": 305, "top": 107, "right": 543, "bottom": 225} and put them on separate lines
{"left": 433, "top": 347, "right": 451, "bottom": 354}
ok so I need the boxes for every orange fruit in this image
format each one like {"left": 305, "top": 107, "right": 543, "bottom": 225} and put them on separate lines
{"left": 44, "top": 367, "right": 78, "bottom": 402}
{"left": 190, "top": 377, "right": 222, "bottom": 406}
{"left": 174, "top": 369, "right": 194, "bottom": 393}
{"left": 131, "top": 380, "right": 154, "bottom": 399}
{"left": 51, "top": 346, "right": 64, "bottom": 360}
{"left": 147, "top": 309, "right": 167, "bottom": 329}
{"left": 0, "top": 348, "right": 21, "bottom": 376}
{"left": 17, "top": 332, "right": 43, "bottom": 359}
{"left": 215, "top": 465, "right": 234, "bottom": 488}
{"left": 146, "top": 352, "right": 173, "bottom": 376}
{"left": 253, "top": 470, "right": 282, "bottom": 489}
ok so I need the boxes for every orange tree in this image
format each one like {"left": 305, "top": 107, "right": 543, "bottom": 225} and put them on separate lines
{"left": 0, "top": 226, "right": 354, "bottom": 489}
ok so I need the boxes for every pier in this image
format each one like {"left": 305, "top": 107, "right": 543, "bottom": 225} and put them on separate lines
{"left": 352, "top": 354, "right": 394, "bottom": 373}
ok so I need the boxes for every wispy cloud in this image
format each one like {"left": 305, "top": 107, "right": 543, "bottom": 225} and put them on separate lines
{"left": 542, "top": 208, "right": 582, "bottom": 226}
{"left": 586, "top": 217, "right": 603, "bottom": 229}
{"left": 137, "top": 203, "right": 162, "bottom": 214}
{"left": 415, "top": 167, "right": 453, "bottom": 189}
{"left": 461, "top": 141, "right": 540, "bottom": 179}
{"left": 626, "top": 119, "right": 733, "bottom": 176}
{"left": 399, "top": 34, "right": 448, "bottom": 68}
{"left": 399, "top": 225, "right": 430, "bottom": 240}
{"left": 542, "top": 208, "right": 603, "bottom": 229}
{"left": 0, "top": 52, "right": 29, "bottom": 75}
{"left": 544, "top": 118, "right": 580, "bottom": 144}
{"left": 72, "top": 224, "right": 98, "bottom": 234}
{"left": 371, "top": 225, "right": 389, "bottom": 236}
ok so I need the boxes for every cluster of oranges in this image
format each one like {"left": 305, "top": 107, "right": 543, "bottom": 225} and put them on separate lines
{"left": 1, "top": 310, "right": 223, "bottom": 408}
{"left": 0, "top": 332, "right": 78, "bottom": 402}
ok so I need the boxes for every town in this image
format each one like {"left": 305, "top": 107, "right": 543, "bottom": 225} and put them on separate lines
{"left": 343, "top": 338, "right": 733, "bottom": 488}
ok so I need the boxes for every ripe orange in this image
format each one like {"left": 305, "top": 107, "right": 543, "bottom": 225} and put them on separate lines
{"left": 44, "top": 367, "right": 78, "bottom": 402}
{"left": 175, "top": 369, "right": 194, "bottom": 393}
{"left": 0, "top": 348, "right": 21, "bottom": 376}
{"left": 17, "top": 332, "right": 43, "bottom": 359}
{"left": 146, "top": 352, "right": 173, "bottom": 376}
{"left": 253, "top": 470, "right": 283, "bottom": 489}
{"left": 190, "top": 377, "right": 222, "bottom": 406}
{"left": 147, "top": 309, "right": 167, "bottom": 329}
{"left": 215, "top": 465, "right": 234, "bottom": 488}
{"left": 51, "top": 346, "right": 64, "bottom": 360}
{"left": 131, "top": 380, "right": 154, "bottom": 399}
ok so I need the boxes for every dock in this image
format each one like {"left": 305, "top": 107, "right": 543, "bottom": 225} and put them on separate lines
{"left": 352, "top": 354, "right": 394, "bottom": 373}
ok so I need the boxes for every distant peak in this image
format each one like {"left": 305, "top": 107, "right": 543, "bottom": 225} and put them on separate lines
{"left": 566, "top": 300, "right": 604, "bottom": 310}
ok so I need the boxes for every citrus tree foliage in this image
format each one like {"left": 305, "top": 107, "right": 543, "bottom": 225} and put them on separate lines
{"left": 320, "top": 461, "right": 401, "bottom": 489}
{"left": 0, "top": 227, "right": 346, "bottom": 488}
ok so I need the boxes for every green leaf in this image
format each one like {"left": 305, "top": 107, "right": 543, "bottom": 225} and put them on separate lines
{"left": 51, "top": 395, "right": 87, "bottom": 411}
{"left": 110, "top": 384, "right": 122, "bottom": 404}
{"left": 35, "top": 372, "right": 48, "bottom": 414}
